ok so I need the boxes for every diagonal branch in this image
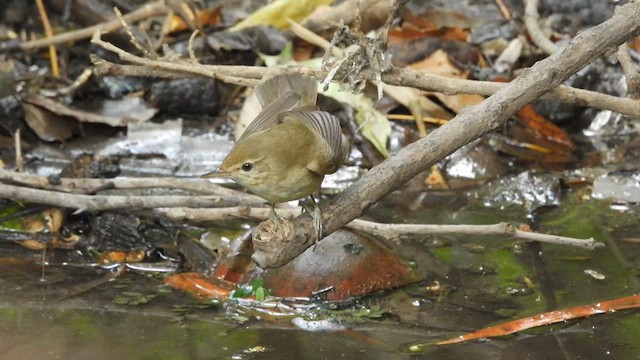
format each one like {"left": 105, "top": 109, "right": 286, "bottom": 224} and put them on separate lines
{"left": 251, "top": 0, "right": 640, "bottom": 268}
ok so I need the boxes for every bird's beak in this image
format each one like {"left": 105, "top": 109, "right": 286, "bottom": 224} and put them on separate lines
{"left": 201, "top": 169, "right": 229, "bottom": 178}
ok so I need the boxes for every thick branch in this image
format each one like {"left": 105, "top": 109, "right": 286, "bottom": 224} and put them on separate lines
{"left": 252, "top": 1, "right": 640, "bottom": 268}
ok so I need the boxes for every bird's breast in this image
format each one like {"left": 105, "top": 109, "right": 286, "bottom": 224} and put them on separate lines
{"left": 241, "top": 168, "right": 323, "bottom": 203}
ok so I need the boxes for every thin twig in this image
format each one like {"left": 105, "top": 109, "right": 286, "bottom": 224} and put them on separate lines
{"left": 188, "top": 30, "right": 200, "bottom": 64}
{"left": 494, "top": 0, "right": 512, "bottom": 20}
{"left": 91, "top": 36, "right": 640, "bottom": 119}
{"left": 1, "top": 1, "right": 169, "bottom": 53}
{"left": 91, "top": 31, "right": 262, "bottom": 86}
{"left": 53, "top": 68, "right": 93, "bottom": 96}
{"left": 524, "top": 0, "right": 558, "bottom": 55}
{"left": 617, "top": 42, "right": 640, "bottom": 98}
{"left": 385, "top": 67, "right": 640, "bottom": 119}
{"left": 113, "top": 7, "right": 156, "bottom": 59}
{"left": 0, "top": 183, "right": 264, "bottom": 211}
{"left": 0, "top": 169, "right": 265, "bottom": 202}
{"left": 377, "top": 0, "right": 410, "bottom": 52}
{"left": 14, "top": 130, "right": 23, "bottom": 173}
{"left": 154, "top": 207, "right": 602, "bottom": 249}
{"left": 35, "top": 0, "right": 59, "bottom": 76}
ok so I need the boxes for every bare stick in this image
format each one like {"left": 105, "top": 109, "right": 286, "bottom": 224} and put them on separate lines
{"left": 524, "top": 0, "right": 558, "bottom": 55}
{"left": 155, "top": 207, "right": 602, "bottom": 249}
{"left": 113, "top": 7, "right": 156, "bottom": 58}
{"left": 0, "top": 169, "right": 265, "bottom": 203}
{"left": 188, "top": 30, "right": 200, "bottom": 65}
{"left": 0, "top": 1, "right": 168, "bottom": 53}
{"left": 385, "top": 68, "right": 640, "bottom": 119}
{"left": 251, "top": 1, "right": 640, "bottom": 268}
{"left": 347, "top": 220, "right": 601, "bottom": 249}
{"left": 14, "top": 131, "right": 23, "bottom": 173}
{"left": 617, "top": 43, "right": 640, "bottom": 98}
{"left": 35, "top": 0, "right": 59, "bottom": 76}
{"left": 0, "top": 183, "right": 262, "bottom": 211}
{"left": 91, "top": 37, "right": 640, "bottom": 119}
{"left": 494, "top": 0, "right": 512, "bottom": 20}
{"left": 91, "top": 31, "right": 261, "bottom": 86}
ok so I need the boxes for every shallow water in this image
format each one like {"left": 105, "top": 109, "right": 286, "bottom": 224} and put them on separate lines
{"left": 1, "top": 189, "right": 639, "bottom": 359}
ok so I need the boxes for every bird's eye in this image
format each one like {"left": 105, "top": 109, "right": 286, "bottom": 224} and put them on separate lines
{"left": 241, "top": 162, "right": 253, "bottom": 171}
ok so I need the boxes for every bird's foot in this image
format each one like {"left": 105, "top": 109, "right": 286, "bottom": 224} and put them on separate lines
{"left": 268, "top": 206, "right": 286, "bottom": 234}
{"left": 301, "top": 197, "right": 323, "bottom": 250}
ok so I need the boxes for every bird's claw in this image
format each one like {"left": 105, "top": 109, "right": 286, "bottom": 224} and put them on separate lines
{"left": 268, "top": 206, "right": 285, "bottom": 234}
{"left": 311, "top": 205, "right": 323, "bottom": 250}
{"left": 301, "top": 197, "right": 323, "bottom": 250}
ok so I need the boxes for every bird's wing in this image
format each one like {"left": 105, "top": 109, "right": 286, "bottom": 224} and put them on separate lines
{"left": 239, "top": 74, "right": 318, "bottom": 141}
{"left": 282, "top": 110, "right": 349, "bottom": 174}
{"left": 239, "top": 90, "right": 301, "bottom": 141}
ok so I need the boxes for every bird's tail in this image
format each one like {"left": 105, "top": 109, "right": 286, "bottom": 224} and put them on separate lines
{"left": 254, "top": 73, "right": 318, "bottom": 108}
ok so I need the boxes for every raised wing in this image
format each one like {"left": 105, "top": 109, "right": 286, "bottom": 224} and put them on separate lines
{"left": 239, "top": 90, "right": 301, "bottom": 141}
{"left": 239, "top": 73, "right": 319, "bottom": 141}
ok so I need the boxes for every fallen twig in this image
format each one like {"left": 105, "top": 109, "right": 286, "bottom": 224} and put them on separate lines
{"left": 494, "top": 0, "right": 512, "bottom": 20}
{"left": 0, "top": 169, "right": 263, "bottom": 202}
{"left": 617, "top": 42, "right": 640, "bottom": 99}
{"left": 14, "top": 131, "right": 23, "bottom": 173}
{"left": 35, "top": 0, "right": 59, "bottom": 76}
{"left": 0, "top": 1, "right": 168, "bottom": 53}
{"left": 524, "top": 0, "right": 559, "bottom": 55}
{"left": 155, "top": 207, "right": 603, "bottom": 249}
{"left": 91, "top": 36, "right": 640, "bottom": 119}
{"left": 0, "top": 183, "right": 263, "bottom": 211}
{"left": 91, "top": 31, "right": 262, "bottom": 87}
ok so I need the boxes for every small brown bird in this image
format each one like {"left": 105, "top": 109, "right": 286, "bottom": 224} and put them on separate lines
{"left": 202, "top": 73, "right": 349, "bottom": 241}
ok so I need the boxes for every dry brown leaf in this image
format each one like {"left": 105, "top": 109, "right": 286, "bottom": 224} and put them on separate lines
{"left": 409, "top": 49, "right": 485, "bottom": 112}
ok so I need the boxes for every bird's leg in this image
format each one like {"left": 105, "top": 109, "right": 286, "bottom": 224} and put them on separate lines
{"left": 302, "top": 195, "right": 323, "bottom": 249}
{"left": 268, "top": 203, "right": 279, "bottom": 221}
{"left": 268, "top": 203, "right": 285, "bottom": 233}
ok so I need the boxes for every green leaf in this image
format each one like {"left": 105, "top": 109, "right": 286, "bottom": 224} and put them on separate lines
{"left": 255, "top": 287, "right": 265, "bottom": 301}
{"left": 250, "top": 277, "right": 264, "bottom": 291}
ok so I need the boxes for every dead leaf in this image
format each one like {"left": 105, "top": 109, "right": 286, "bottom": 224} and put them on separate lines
{"left": 21, "top": 101, "right": 77, "bottom": 142}
{"left": 166, "top": 5, "right": 222, "bottom": 34}
{"left": 409, "top": 50, "right": 485, "bottom": 112}
{"left": 389, "top": 10, "right": 473, "bottom": 45}
{"left": 24, "top": 94, "right": 157, "bottom": 128}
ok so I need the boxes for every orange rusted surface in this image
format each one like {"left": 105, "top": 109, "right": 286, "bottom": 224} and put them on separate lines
{"left": 260, "top": 230, "right": 422, "bottom": 301}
